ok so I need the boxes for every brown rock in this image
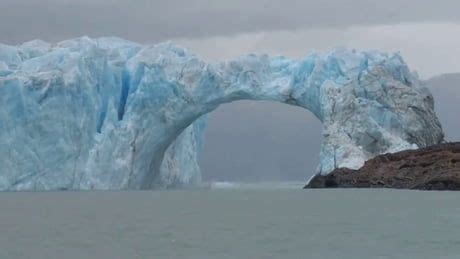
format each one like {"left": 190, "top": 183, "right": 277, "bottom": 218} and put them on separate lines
{"left": 304, "top": 142, "right": 460, "bottom": 190}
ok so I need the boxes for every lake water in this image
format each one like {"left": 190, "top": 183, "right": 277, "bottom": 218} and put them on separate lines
{"left": 1, "top": 183, "right": 459, "bottom": 259}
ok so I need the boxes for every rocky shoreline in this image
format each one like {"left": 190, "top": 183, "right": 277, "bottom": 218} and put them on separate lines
{"left": 305, "top": 142, "right": 460, "bottom": 190}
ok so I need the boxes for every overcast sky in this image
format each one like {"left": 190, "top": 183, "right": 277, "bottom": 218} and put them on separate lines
{"left": 1, "top": 1, "right": 459, "bottom": 181}
{"left": 1, "top": 0, "right": 460, "bottom": 78}
{"left": 2, "top": 0, "right": 460, "bottom": 42}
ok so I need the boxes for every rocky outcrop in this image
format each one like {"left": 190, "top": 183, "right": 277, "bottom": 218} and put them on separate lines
{"left": 305, "top": 142, "right": 460, "bottom": 190}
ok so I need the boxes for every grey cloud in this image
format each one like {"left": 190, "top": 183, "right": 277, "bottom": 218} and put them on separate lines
{"left": 1, "top": 0, "right": 460, "bottom": 44}
{"left": 427, "top": 73, "right": 460, "bottom": 142}
{"left": 178, "top": 23, "right": 460, "bottom": 79}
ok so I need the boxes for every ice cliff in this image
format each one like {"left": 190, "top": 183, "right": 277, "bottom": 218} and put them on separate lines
{"left": 0, "top": 37, "right": 444, "bottom": 190}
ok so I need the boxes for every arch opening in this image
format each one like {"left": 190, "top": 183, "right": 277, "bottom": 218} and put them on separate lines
{"left": 199, "top": 100, "right": 322, "bottom": 183}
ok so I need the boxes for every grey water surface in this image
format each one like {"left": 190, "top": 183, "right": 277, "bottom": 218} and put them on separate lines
{"left": 1, "top": 186, "right": 459, "bottom": 259}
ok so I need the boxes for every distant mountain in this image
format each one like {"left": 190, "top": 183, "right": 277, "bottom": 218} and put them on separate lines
{"left": 426, "top": 73, "right": 460, "bottom": 141}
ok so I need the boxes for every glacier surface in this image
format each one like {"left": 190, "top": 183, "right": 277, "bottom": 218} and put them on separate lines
{"left": 0, "top": 37, "right": 444, "bottom": 190}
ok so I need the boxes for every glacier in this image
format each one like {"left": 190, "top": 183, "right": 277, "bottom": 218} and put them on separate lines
{"left": 0, "top": 37, "right": 444, "bottom": 190}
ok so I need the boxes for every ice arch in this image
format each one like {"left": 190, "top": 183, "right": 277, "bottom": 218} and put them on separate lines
{"left": 89, "top": 42, "right": 443, "bottom": 189}
{"left": 0, "top": 37, "right": 444, "bottom": 190}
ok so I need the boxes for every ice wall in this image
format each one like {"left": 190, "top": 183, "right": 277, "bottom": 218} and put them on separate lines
{"left": 0, "top": 37, "right": 444, "bottom": 190}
